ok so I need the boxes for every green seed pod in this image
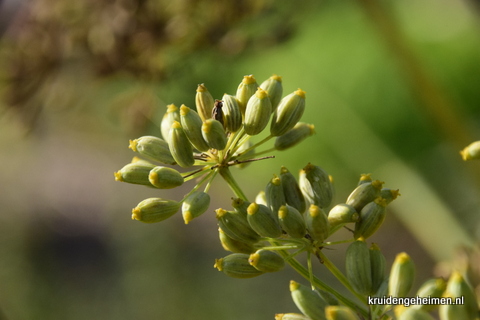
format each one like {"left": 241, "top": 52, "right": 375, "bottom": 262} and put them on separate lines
{"left": 244, "top": 87, "right": 272, "bottom": 135}
{"left": 369, "top": 243, "right": 386, "bottom": 294}
{"left": 439, "top": 271, "right": 478, "bottom": 320}
{"left": 346, "top": 239, "right": 373, "bottom": 296}
{"left": 275, "top": 314, "right": 310, "bottom": 320}
{"left": 278, "top": 205, "right": 306, "bottom": 239}
{"left": 380, "top": 188, "right": 401, "bottom": 205}
{"left": 182, "top": 191, "right": 210, "bottom": 224}
{"left": 231, "top": 198, "right": 251, "bottom": 217}
{"left": 236, "top": 74, "right": 259, "bottom": 115}
{"left": 131, "top": 198, "right": 181, "bottom": 223}
{"left": 148, "top": 166, "right": 184, "bottom": 189}
{"left": 460, "top": 141, "right": 480, "bottom": 161}
{"left": 328, "top": 203, "right": 359, "bottom": 235}
{"left": 248, "top": 249, "right": 285, "bottom": 272}
{"left": 290, "top": 280, "right": 327, "bottom": 320}
{"left": 221, "top": 94, "right": 242, "bottom": 132}
{"left": 214, "top": 253, "right": 264, "bottom": 279}
{"left": 299, "top": 163, "right": 334, "bottom": 209}
{"left": 247, "top": 203, "right": 282, "bottom": 238}
{"left": 374, "top": 277, "right": 389, "bottom": 297}
{"left": 167, "top": 121, "right": 194, "bottom": 168}
{"left": 397, "top": 308, "right": 435, "bottom": 320}
{"left": 413, "top": 278, "right": 446, "bottom": 311}
{"left": 216, "top": 208, "right": 261, "bottom": 243}
{"left": 202, "top": 119, "right": 227, "bottom": 150}
{"left": 305, "top": 204, "right": 330, "bottom": 243}
{"left": 114, "top": 162, "right": 156, "bottom": 187}
{"left": 266, "top": 174, "right": 286, "bottom": 214}
{"left": 161, "top": 104, "right": 180, "bottom": 140}
{"left": 325, "top": 306, "right": 360, "bottom": 320}
{"left": 389, "top": 252, "right": 415, "bottom": 298}
{"left": 346, "top": 180, "right": 384, "bottom": 212}
{"left": 357, "top": 173, "right": 372, "bottom": 186}
{"left": 195, "top": 83, "right": 214, "bottom": 122}
{"left": 218, "top": 228, "right": 258, "bottom": 254}
{"left": 318, "top": 289, "right": 339, "bottom": 306}
{"left": 255, "top": 190, "right": 268, "bottom": 206}
{"left": 274, "top": 123, "right": 315, "bottom": 151}
{"left": 271, "top": 89, "right": 306, "bottom": 136}
{"left": 260, "top": 74, "right": 283, "bottom": 111}
{"left": 353, "top": 197, "right": 387, "bottom": 239}
{"left": 128, "top": 136, "right": 176, "bottom": 165}
{"left": 280, "top": 166, "right": 306, "bottom": 214}
{"left": 179, "top": 104, "right": 210, "bottom": 152}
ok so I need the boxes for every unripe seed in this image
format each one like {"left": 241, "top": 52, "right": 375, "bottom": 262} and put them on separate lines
{"left": 274, "top": 122, "right": 315, "bottom": 151}
{"left": 231, "top": 197, "right": 251, "bottom": 217}
{"left": 325, "top": 306, "right": 360, "bottom": 320}
{"left": 129, "top": 136, "right": 175, "bottom": 165}
{"left": 346, "top": 239, "right": 372, "bottom": 296}
{"left": 280, "top": 166, "right": 306, "bottom": 214}
{"left": 266, "top": 174, "right": 286, "bottom": 214}
{"left": 260, "top": 74, "right": 283, "bottom": 111}
{"left": 202, "top": 119, "right": 227, "bottom": 150}
{"left": 244, "top": 87, "right": 272, "bottom": 135}
{"left": 179, "top": 105, "right": 210, "bottom": 152}
{"left": 247, "top": 203, "right": 282, "bottom": 238}
{"left": 216, "top": 208, "right": 261, "bottom": 243}
{"left": 300, "top": 163, "right": 334, "bottom": 209}
{"left": 148, "top": 166, "right": 184, "bottom": 189}
{"left": 346, "top": 180, "right": 383, "bottom": 212}
{"left": 221, "top": 94, "right": 242, "bottom": 132}
{"left": 195, "top": 84, "right": 214, "bottom": 122}
{"left": 131, "top": 198, "right": 180, "bottom": 223}
{"left": 271, "top": 89, "right": 306, "bottom": 136}
{"left": 369, "top": 243, "right": 386, "bottom": 294}
{"left": 161, "top": 104, "right": 180, "bottom": 140}
{"left": 236, "top": 74, "right": 259, "bottom": 115}
{"left": 278, "top": 205, "right": 306, "bottom": 239}
{"left": 358, "top": 173, "right": 372, "bottom": 185}
{"left": 115, "top": 162, "right": 156, "bottom": 187}
{"left": 182, "top": 191, "right": 210, "bottom": 224}
{"left": 460, "top": 140, "right": 480, "bottom": 161}
{"left": 380, "top": 188, "right": 400, "bottom": 205}
{"left": 218, "top": 228, "right": 258, "bottom": 254}
{"left": 354, "top": 197, "right": 387, "bottom": 239}
{"left": 290, "top": 280, "right": 327, "bottom": 320}
{"left": 413, "top": 278, "right": 446, "bottom": 311}
{"left": 305, "top": 204, "right": 329, "bottom": 243}
{"left": 328, "top": 203, "right": 358, "bottom": 235}
{"left": 248, "top": 249, "right": 285, "bottom": 272}
{"left": 167, "top": 121, "right": 194, "bottom": 168}
{"left": 439, "top": 271, "right": 478, "bottom": 320}
{"left": 214, "top": 253, "right": 264, "bottom": 278}
{"left": 255, "top": 190, "right": 268, "bottom": 206}
{"left": 389, "top": 252, "right": 415, "bottom": 298}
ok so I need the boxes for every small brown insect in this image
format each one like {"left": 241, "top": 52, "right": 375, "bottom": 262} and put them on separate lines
{"left": 212, "top": 99, "right": 224, "bottom": 126}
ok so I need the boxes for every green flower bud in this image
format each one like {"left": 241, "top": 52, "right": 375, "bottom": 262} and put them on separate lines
{"left": 328, "top": 203, "right": 359, "bottom": 235}
{"left": 148, "top": 166, "right": 184, "bottom": 189}
{"left": 244, "top": 87, "right": 272, "bottom": 135}
{"left": 128, "top": 136, "right": 175, "bottom": 165}
{"left": 161, "top": 104, "right": 180, "bottom": 140}
{"left": 167, "top": 121, "right": 194, "bottom": 168}
{"left": 182, "top": 191, "right": 210, "bottom": 224}
{"left": 290, "top": 280, "right": 327, "bottom": 320}
{"left": 389, "top": 252, "right": 415, "bottom": 298}
{"left": 221, "top": 94, "right": 242, "bottom": 132}
{"left": 280, "top": 166, "right": 306, "bottom": 214}
{"left": 369, "top": 243, "right": 386, "bottom": 294}
{"left": 325, "top": 306, "right": 360, "bottom": 320}
{"left": 131, "top": 198, "right": 181, "bottom": 223}
{"left": 266, "top": 174, "right": 286, "bottom": 214}
{"left": 115, "top": 161, "right": 156, "bottom": 187}
{"left": 255, "top": 190, "right": 268, "bottom": 206}
{"left": 214, "top": 253, "right": 264, "bottom": 279}
{"left": 202, "top": 119, "right": 227, "bottom": 150}
{"left": 353, "top": 197, "right": 387, "bottom": 239}
{"left": 305, "top": 204, "right": 329, "bottom": 243}
{"left": 179, "top": 105, "right": 210, "bottom": 152}
{"left": 195, "top": 84, "right": 214, "bottom": 122}
{"left": 346, "top": 239, "right": 373, "bottom": 296}
{"left": 248, "top": 249, "right": 285, "bottom": 272}
{"left": 247, "top": 203, "right": 282, "bottom": 238}
{"left": 260, "top": 74, "right": 283, "bottom": 111}
{"left": 275, "top": 314, "right": 310, "bottom": 320}
{"left": 236, "top": 74, "right": 259, "bottom": 115}
{"left": 460, "top": 141, "right": 480, "bottom": 161}
{"left": 278, "top": 205, "right": 306, "bottom": 239}
{"left": 218, "top": 228, "right": 258, "bottom": 254}
{"left": 413, "top": 278, "right": 446, "bottom": 311}
{"left": 397, "top": 308, "right": 435, "bottom": 320}
{"left": 357, "top": 173, "right": 372, "bottom": 186}
{"left": 380, "top": 188, "right": 400, "bottom": 205}
{"left": 274, "top": 123, "right": 315, "bottom": 151}
{"left": 271, "top": 89, "right": 306, "bottom": 136}
{"left": 216, "top": 208, "right": 261, "bottom": 243}
{"left": 231, "top": 197, "right": 251, "bottom": 217}
{"left": 439, "top": 271, "right": 478, "bottom": 320}
{"left": 300, "top": 163, "right": 334, "bottom": 209}
{"left": 346, "top": 180, "right": 383, "bottom": 212}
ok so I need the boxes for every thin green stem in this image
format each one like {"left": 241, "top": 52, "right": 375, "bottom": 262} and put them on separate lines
{"left": 204, "top": 169, "right": 218, "bottom": 193}
{"left": 180, "top": 170, "right": 215, "bottom": 202}
{"left": 238, "top": 147, "right": 276, "bottom": 160}
{"left": 236, "top": 134, "right": 273, "bottom": 157}
{"left": 219, "top": 167, "right": 248, "bottom": 201}
{"left": 323, "top": 238, "right": 355, "bottom": 246}
{"left": 183, "top": 166, "right": 213, "bottom": 182}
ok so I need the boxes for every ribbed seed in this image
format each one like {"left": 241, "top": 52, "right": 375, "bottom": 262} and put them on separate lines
{"left": 218, "top": 228, "right": 258, "bottom": 254}
{"left": 274, "top": 123, "right": 315, "bottom": 151}
{"left": 129, "top": 136, "right": 176, "bottom": 165}
{"left": 305, "top": 204, "right": 329, "bottom": 243}
{"left": 266, "top": 174, "right": 286, "bottom": 214}
{"left": 216, "top": 208, "right": 261, "bottom": 243}
{"left": 380, "top": 188, "right": 400, "bottom": 205}
{"left": 346, "top": 180, "right": 383, "bottom": 212}
{"left": 148, "top": 166, "right": 184, "bottom": 189}
{"left": 346, "top": 239, "right": 373, "bottom": 295}
{"left": 231, "top": 197, "right": 251, "bottom": 217}
{"left": 290, "top": 280, "right": 327, "bottom": 320}
{"left": 439, "top": 271, "right": 478, "bottom": 320}
{"left": 278, "top": 205, "right": 306, "bottom": 239}
{"left": 280, "top": 166, "right": 306, "bottom": 214}
{"left": 354, "top": 197, "right": 387, "bottom": 239}
{"left": 222, "top": 94, "right": 242, "bottom": 132}
{"left": 260, "top": 74, "right": 283, "bottom": 111}
{"left": 247, "top": 203, "right": 282, "bottom": 238}
{"left": 115, "top": 162, "right": 156, "bottom": 187}
{"left": 244, "top": 87, "right": 272, "bottom": 135}
{"left": 236, "top": 74, "right": 259, "bottom": 115}
{"left": 271, "top": 89, "right": 306, "bottom": 136}
{"left": 358, "top": 173, "right": 372, "bottom": 185}
{"left": 167, "top": 121, "right": 194, "bottom": 168}
{"left": 182, "top": 191, "right": 210, "bottom": 224}
{"left": 413, "top": 278, "right": 446, "bottom": 311}
{"left": 214, "top": 253, "right": 264, "bottom": 278}
{"left": 248, "top": 249, "right": 285, "bottom": 272}
{"left": 369, "top": 243, "right": 386, "bottom": 294}
{"left": 131, "top": 198, "right": 180, "bottom": 223}
{"left": 161, "top": 104, "right": 180, "bottom": 140}
{"left": 202, "top": 119, "right": 227, "bottom": 150}
{"left": 328, "top": 203, "right": 358, "bottom": 235}
{"left": 389, "top": 252, "right": 415, "bottom": 298}
{"left": 195, "top": 83, "right": 214, "bottom": 122}
{"left": 300, "top": 163, "right": 334, "bottom": 209}
{"left": 179, "top": 104, "right": 210, "bottom": 152}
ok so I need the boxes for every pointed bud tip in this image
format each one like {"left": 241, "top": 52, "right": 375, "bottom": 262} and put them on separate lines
{"left": 295, "top": 89, "right": 306, "bottom": 98}
{"left": 271, "top": 74, "right": 282, "bottom": 82}
{"left": 242, "top": 75, "right": 256, "bottom": 84}
{"left": 128, "top": 139, "right": 138, "bottom": 151}
{"left": 196, "top": 83, "right": 208, "bottom": 92}
{"left": 247, "top": 203, "right": 259, "bottom": 215}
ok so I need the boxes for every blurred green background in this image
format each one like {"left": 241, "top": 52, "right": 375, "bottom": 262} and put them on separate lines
{"left": 1, "top": 0, "right": 480, "bottom": 319}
